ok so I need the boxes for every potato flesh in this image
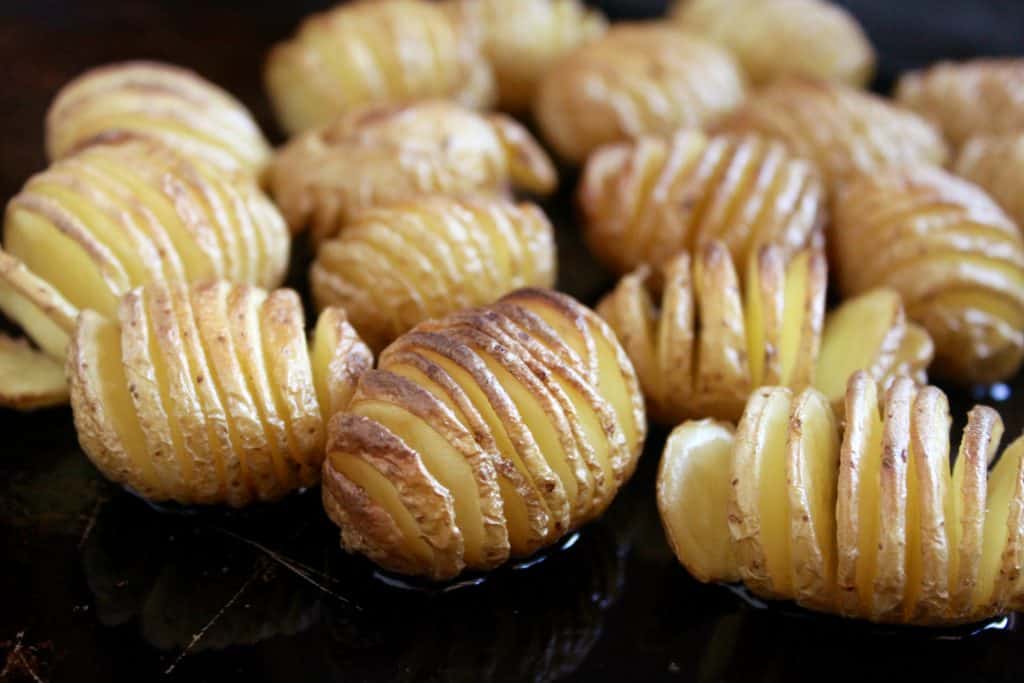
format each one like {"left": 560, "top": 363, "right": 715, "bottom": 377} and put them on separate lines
{"left": 0, "top": 335, "right": 69, "bottom": 409}
{"left": 323, "top": 289, "right": 645, "bottom": 579}
{"left": 661, "top": 372, "right": 1024, "bottom": 625}
{"left": 68, "top": 281, "right": 369, "bottom": 507}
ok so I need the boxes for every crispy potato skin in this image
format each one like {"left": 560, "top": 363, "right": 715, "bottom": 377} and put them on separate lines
{"left": 832, "top": 165, "right": 1024, "bottom": 383}
{"left": 443, "top": 0, "right": 607, "bottom": 113}
{"left": 312, "top": 195, "right": 557, "bottom": 352}
{"left": 322, "top": 289, "right": 646, "bottom": 580}
{"left": 268, "top": 101, "right": 556, "bottom": 242}
{"left": 68, "top": 280, "right": 372, "bottom": 507}
{"left": 717, "top": 78, "right": 948, "bottom": 184}
{"left": 896, "top": 59, "right": 1024, "bottom": 149}
{"left": 659, "top": 372, "right": 1024, "bottom": 626}
{"left": 264, "top": 0, "right": 495, "bottom": 136}
{"left": 46, "top": 61, "right": 271, "bottom": 177}
{"left": 579, "top": 131, "right": 824, "bottom": 276}
{"left": 4, "top": 137, "right": 289, "bottom": 323}
{"left": 597, "top": 243, "right": 827, "bottom": 424}
{"left": 535, "top": 22, "right": 745, "bottom": 163}
{"left": 956, "top": 133, "right": 1024, "bottom": 231}
{"left": 672, "top": 0, "right": 875, "bottom": 87}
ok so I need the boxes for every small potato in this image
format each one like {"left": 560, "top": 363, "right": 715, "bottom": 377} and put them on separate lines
{"left": 831, "top": 164, "right": 1024, "bottom": 383}
{"left": 956, "top": 133, "right": 1024, "bottom": 231}
{"left": 268, "top": 101, "right": 556, "bottom": 242}
{"left": 3, "top": 137, "right": 289, "bottom": 327}
{"left": 46, "top": 61, "right": 271, "bottom": 177}
{"left": 312, "top": 195, "right": 556, "bottom": 352}
{"left": 672, "top": 0, "right": 875, "bottom": 87}
{"left": 579, "top": 130, "right": 824, "bottom": 277}
{"left": 535, "top": 22, "right": 745, "bottom": 164}
{"left": 895, "top": 59, "right": 1024, "bottom": 149}
{"left": 658, "top": 371, "right": 1024, "bottom": 626}
{"left": 264, "top": 0, "right": 494, "bottom": 135}
{"left": 68, "top": 280, "right": 372, "bottom": 507}
{"left": 597, "top": 242, "right": 827, "bottom": 424}
{"left": 444, "top": 0, "right": 607, "bottom": 113}
{"left": 814, "top": 288, "right": 933, "bottom": 411}
{"left": 0, "top": 335, "right": 69, "bottom": 410}
{"left": 718, "top": 78, "right": 948, "bottom": 184}
{"left": 322, "top": 288, "right": 646, "bottom": 579}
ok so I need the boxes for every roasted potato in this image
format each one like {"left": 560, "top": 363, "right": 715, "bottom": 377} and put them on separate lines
{"left": 597, "top": 242, "right": 826, "bottom": 424}
{"left": 268, "top": 100, "right": 556, "bottom": 242}
{"left": 579, "top": 131, "right": 824, "bottom": 276}
{"left": 46, "top": 61, "right": 271, "bottom": 177}
{"left": 956, "top": 133, "right": 1024, "bottom": 231}
{"left": 68, "top": 280, "right": 372, "bottom": 506}
{"left": 832, "top": 165, "right": 1024, "bottom": 383}
{"left": 535, "top": 23, "right": 745, "bottom": 164}
{"left": 322, "top": 288, "right": 646, "bottom": 579}
{"left": 718, "top": 78, "right": 948, "bottom": 184}
{"left": 672, "top": 0, "right": 875, "bottom": 87}
{"left": 2, "top": 137, "right": 289, "bottom": 326}
{"left": 0, "top": 335, "right": 69, "bottom": 410}
{"left": 658, "top": 372, "right": 1024, "bottom": 626}
{"left": 443, "top": 0, "right": 607, "bottom": 113}
{"left": 895, "top": 59, "right": 1024, "bottom": 149}
{"left": 312, "top": 195, "right": 556, "bottom": 352}
{"left": 264, "top": 0, "right": 494, "bottom": 135}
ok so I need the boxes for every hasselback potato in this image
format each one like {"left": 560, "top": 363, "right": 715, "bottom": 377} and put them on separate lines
{"left": 269, "top": 101, "right": 557, "bottom": 243}
{"left": 443, "top": 0, "right": 607, "bottom": 113}
{"left": 955, "top": 133, "right": 1024, "bottom": 231}
{"left": 895, "top": 59, "right": 1024, "bottom": 149}
{"left": 579, "top": 131, "right": 824, "bottom": 276}
{"left": 718, "top": 78, "right": 948, "bottom": 184}
{"left": 312, "top": 195, "right": 556, "bottom": 352}
{"left": 323, "top": 289, "right": 646, "bottom": 579}
{"left": 264, "top": 0, "right": 494, "bottom": 136}
{"left": 46, "top": 61, "right": 271, "bottom": 177}
{"left": 68, "top": 280, "right": 372, "bottom": 506}
{"left": 535, "top": 23, "right": 745, "bottom": 164}
{"left": 671, "top": 0, "right": 875, "bottom": 87}
{"left": 832, "top": 164, "right": 1024, "bottom": 383}
{"left": 658, "top": 373, "right": 1024, "bottom": 626}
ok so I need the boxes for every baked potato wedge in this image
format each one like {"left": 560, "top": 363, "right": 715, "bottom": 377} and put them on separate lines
{"left": 323, "top": 288, "right": 646, "bottom": 580}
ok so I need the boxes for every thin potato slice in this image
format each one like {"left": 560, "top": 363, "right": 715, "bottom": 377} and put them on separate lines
{"left": 0, "top": 334, "right": 69, "bottom": 409}
{"left": 0, "top": 248, "right": 78, "bottom": 360}
{"left": 657, "top": 420, "right": 739, "bottom": 583}
{"left": 973, "top": 436, "right": 1024, "bottom": 617}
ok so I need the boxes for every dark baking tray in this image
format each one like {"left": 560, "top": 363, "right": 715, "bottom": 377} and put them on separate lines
{"left": 2, "top": 1, "right": 1024, "bottom": 681}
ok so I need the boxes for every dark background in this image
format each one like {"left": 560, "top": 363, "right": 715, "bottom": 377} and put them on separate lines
{"left": 1, "top": 2, "right": 1024, "bottom": 682}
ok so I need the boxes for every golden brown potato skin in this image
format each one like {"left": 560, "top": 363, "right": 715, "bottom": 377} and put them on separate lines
{"left": 264, "top": 0, "right": 495, "bottom": 136}
{"left": 660, "top": 373, "right": 1024, "bottom": 626}
{"left": 535, "top": 23, "right": 745, "bottom": 164}
{"left": 444, "top": 0, "right": 607, "bottom": 112}
{"left": 955, "top": 133, "right": 1024, "bottom": 231}
{"left": 46, "top": 61, "right": 271, "bottom": 177}
{"left": 312, "top": 195, "right": 557, "bottom": 352}
{"left": 68, "top": 280, "right": 372, "bottom": 507}
{"left": 896, "top": 59, "right": 1024, "bottom": 149}
{"left": 672, "top": 0, "right": 875, "bottom": 87}
{"left": 3, "top": 137, "right": 289, "bottom": 323}
{"left": 718, "top": 78, "right": 948, "bottom": 184}
{"left": 322, "top": 288, "right": 646, "bottom": 579}
{"left": 832, "top": 165, "right": 1024, "bottom": 383}
{"left": 268, "top": 101, "right": 557, "bottom": 242}
{"left": 579, "top": 131, "right": 824, "bottom": 276}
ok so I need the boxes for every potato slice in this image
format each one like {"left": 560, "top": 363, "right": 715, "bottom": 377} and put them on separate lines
{"left": 0, "top": 334, "right": 69, "bottom": 409}
{"left": 730, "top": 387, "right": 793, "bottom": 597}
{"left": 974, "top": 435, "right": 1024, "bottom": 617}
{"left": 310, "top": 306, "right": 373, "bottom": 419}
{"left": 657, "top": 255, "right": 695, "bottom": 420}
{"left": 743, "top": 245, "right": 785, "bottom": 387}
{"left": 815, "top": 289, "right": 906, "bottom": 409}
{"left": 658, "top": 420, "right": 739, "bottom": 583}
{"left": 0, "top": 248, "right": 77, "bottom": 360}
{"left": 835, "top": 371, "right": 882, "bottom": 618}
{"left": 780, "top": 248, "right": 826, "bottom": 389}
{"left": 787, "top": 387, "right": 840, "bottom": 611}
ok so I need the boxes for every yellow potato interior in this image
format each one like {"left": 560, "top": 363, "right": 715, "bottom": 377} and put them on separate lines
{"left": 851, "top": 383, "right": 884, "bottom": 611}
{"left": 0, "top": 335, "right": 68, "bottom": 409}
{"left": 779, "top": 251, "right": 811, "bottom": 385}
{"left": 977, "top": 437, "right": 1024, "bottom": 608}
{"left": 756, "top": 390, "right": 794, "bottom": 595}
{"left": 658, "top": 420, "right": 739, "bottom": 583}
{"left": 743, "top": 250, "right": 767, "bottom": 386}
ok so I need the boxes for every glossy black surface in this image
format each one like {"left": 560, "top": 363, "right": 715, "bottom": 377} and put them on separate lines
{"left": 2, "top": 1, "right": 1024, "bottom": 681}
